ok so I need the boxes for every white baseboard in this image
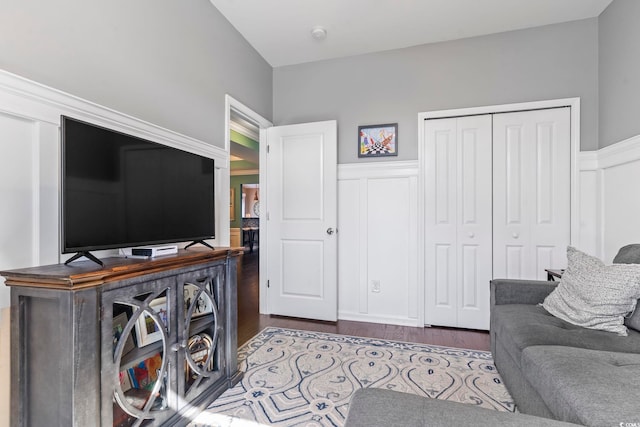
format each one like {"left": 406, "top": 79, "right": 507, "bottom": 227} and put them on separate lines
{"left": 338, "top": 311, "right": 421, "bottom": 327}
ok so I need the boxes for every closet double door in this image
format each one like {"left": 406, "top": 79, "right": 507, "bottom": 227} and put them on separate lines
{"left": 424, "top": 108, "right": 570, "bottom": 330}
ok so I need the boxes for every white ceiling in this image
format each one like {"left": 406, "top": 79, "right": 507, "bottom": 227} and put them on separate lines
{"left": 210, "top": 0, "right": 613, "bottom": 67}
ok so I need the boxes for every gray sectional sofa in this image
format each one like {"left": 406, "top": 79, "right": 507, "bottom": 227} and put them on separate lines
{"left": 490, "top": 278, "right": 640, "bottom": 426}
{"left": 345, "top": 387, "right": 577, "bottom": 427}
{"left": 346, "top": 280, "right": 640, "bottom": 427}
{"left": 345, "top": 246, "right": 640, "bottom": 426}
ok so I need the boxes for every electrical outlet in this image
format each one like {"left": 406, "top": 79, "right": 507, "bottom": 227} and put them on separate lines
{"left": 371, "top": 280, "right": 381, "bottom": 293}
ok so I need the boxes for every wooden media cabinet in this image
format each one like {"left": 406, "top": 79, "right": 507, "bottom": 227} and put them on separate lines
{"left": 2, "top": 248, "right": 243, "bottom": 427}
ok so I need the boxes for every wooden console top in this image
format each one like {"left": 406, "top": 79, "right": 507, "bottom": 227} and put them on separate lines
{"left": 0, "top": 248, "right": 243, "bottom": 290}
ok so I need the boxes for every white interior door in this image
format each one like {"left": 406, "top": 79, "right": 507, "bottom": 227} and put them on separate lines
{"left": 265, "top": 120, "right": 338, "bottom": 321}
{"left": 424, "top": 115, "right": 492, "bottom": 329}
{"left": 493, "top": 108, "right": 571, "bottom": 280}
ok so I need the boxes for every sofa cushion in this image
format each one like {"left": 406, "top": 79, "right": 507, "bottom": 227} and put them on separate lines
{"left": 492, "top": 304, "right": 640, "bottom": 369}
{"left": 612, "top": 243, "right": 640, "bottom": 264}
{"left": 542, "top": 246, "right": 640, "bottom": 336}
{"left": 613, "top": 244, "right": 640, "bottom": 332}
{"left": 521, "top": 346, "right": 640, "bottom": 426}
{"left": 626, "top": 305, "right": 640, "bottom": 332}
{"left": 345, "top": 388, "right": 578, "bottom": 427}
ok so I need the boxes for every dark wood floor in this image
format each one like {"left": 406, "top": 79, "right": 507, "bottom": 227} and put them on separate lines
{"left": 236, "top": 250, "right": 490, "bottom": 351}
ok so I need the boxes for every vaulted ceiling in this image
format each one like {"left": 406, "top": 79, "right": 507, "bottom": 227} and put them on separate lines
{"left": 210, "top": 0, "right": 613, "bottom": 67}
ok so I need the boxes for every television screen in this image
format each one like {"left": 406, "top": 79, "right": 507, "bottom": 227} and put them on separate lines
{"left": 62, "top": 116, "right": 215, "bottom": 254}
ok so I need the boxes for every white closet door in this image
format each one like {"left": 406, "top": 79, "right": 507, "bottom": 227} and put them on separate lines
{"left": 493, "top": 108, "right": 571, "bottom": 280}
{"left": 424, "top": 115, "right": 492, "bottom": 329}
{"left": 456, "top": 116, "right": 492, "bottom": 330}
{"left": 425, "top": 118, "right": 457, "bottom": 327}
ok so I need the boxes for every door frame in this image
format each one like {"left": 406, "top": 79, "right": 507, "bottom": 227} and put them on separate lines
{"left": 417, "top": 97, "right": 581, "bottom": 326}
{"left": 224, "top": 95, "right": 272, "bottom": 314}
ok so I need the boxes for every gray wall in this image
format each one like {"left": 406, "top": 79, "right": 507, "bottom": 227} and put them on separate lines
{"left": 598, "top": 0, "right": 640, "bottom": 148}
{"left": 0, "top": 0, "right": 272, "bottom": 148}
{"left": 274, "top": 19, "right": 599, "bottom": 163}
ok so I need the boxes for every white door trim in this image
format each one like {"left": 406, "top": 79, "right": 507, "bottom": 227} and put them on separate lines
{"left": 418, "top": 98, "right": 581, "bottom": 325}
{"left": 224, "top": 95, "right": 272, "bottom": 314}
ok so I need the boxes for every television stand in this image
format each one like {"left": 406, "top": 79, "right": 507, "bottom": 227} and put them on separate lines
{"left": 185, "top": 240, "right": 214, "bottom": 250}
{"left": 64, "top": 251, "right": 103, "bottom": 267}
{"left": 2, "top": 249, "right": 242, "bottom": 426}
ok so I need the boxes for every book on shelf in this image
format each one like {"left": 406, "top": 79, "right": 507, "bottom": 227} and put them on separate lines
{"left": 113, "top": 312, "right": 135, "bottom": 356}
{"left": 125, "top": 352, "right": 163, "bottom": 391}
{"left": 119, "top": 371, "right": 132, "bottom": 392}
{"left": 145, "top": 353, "right": 163, "bottom": 383}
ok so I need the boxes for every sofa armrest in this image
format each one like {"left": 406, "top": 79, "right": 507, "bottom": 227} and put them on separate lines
{"left": 491, "top": 279, "right": 558, "bottom": 307}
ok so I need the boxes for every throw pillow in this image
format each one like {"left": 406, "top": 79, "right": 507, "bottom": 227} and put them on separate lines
{"left": 542, "top": 246, "right": 640, "bottom": 336}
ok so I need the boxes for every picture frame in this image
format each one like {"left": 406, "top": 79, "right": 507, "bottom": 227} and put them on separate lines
{"left": 184, "top": 284, "right": 214, "bottom": 318}
{"left": 113, "top": 312, "right": 136, "bottom": 355}
{"left": 135, "top": 297, "right": 168, "bottom": 347}
{"left": 358, "top": 123, "right": 398, "bottom": 158}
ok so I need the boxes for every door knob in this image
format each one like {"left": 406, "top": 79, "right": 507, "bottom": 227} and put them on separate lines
{"left": 512, "top": 233, "right": 519, "bottom": 239}
{"left": 326, "top": 228, "right": 335, "bottom": 235}
{"left": 468, "top": 232, "right": 475, "bottom": 238}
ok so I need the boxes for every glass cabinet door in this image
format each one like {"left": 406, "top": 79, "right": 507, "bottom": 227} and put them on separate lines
{"left": 103, "top": 281, "right": 177, "bottom": 427}
{"left": 177, "top": 265, "right": 227, "bottom": 403}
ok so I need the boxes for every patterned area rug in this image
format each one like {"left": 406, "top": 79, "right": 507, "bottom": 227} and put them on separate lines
{"left": 190, "top": 327, "right": 514, "bottom": 427}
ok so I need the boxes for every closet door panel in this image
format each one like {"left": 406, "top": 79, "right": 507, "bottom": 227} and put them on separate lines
{"left": 531, "top": 109, "right": 571, "bottom": 277}
{"left": 457, "top": 115, "right": 492, "bottom": 330}
{"left": 536, "top": 123, "right": 555, "bottom": 224}
{"left": 493, "top": 108, "right": 570, "bottom": 280}
{"left": 425, "top": 118, "right": 457, "bottom": 326}
{"left": 505, "top": 245, "right": 526, "bottom": 278}
{"left": 493, "top": 120, "right": 531, "bottom": 278}
{"left": 435, "top": 244, "right": 454, "bottom": 306}
{"left": 505, "top": 126, "right": 526, "bottom": 226}
{"left": 425, "top": 115, "right": 491, "bottom": 329}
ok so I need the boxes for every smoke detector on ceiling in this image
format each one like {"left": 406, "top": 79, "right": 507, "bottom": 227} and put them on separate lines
{"left": 311, "top": 26, "right": 327, "bottom": 41}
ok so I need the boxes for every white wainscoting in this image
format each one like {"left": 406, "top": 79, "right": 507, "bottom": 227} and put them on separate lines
{"left": 0, "top": 112, "right": 59, "bottom": 309}
{"left": 0, "top": 69, "right": 230, "bottom": 309}
{"left": 578, "top": 134, "right": 640, "bottom": 262}
{"left": 577, "top": 151, "right": 599, "bottom": 257}
{"left": 596, "top": 135, "right": 640, "bottom": 262}
{"left": 337, "top": 161, "right": 420, "bottom": 326}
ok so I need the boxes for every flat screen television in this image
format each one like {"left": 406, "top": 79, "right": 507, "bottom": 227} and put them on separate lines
{"left": 61, "top": 115, "right": 215, "bottom": 265}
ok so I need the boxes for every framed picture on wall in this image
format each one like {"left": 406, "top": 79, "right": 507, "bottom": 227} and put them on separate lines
{"left": 358, "top": 123, "right": 398, "bottom": 158}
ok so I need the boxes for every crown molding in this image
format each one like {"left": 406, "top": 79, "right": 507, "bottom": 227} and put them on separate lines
{"left": 0, "top": 69, "right": 227, "bottom": 165}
